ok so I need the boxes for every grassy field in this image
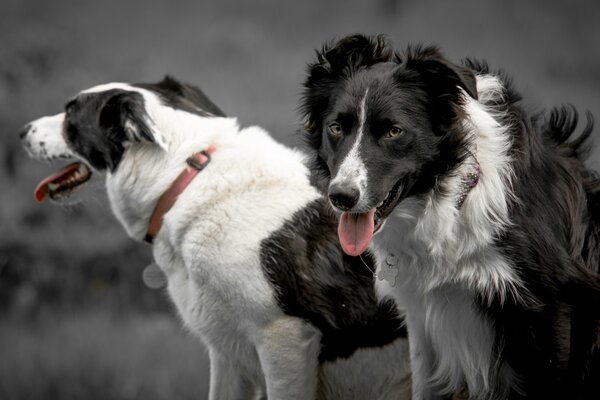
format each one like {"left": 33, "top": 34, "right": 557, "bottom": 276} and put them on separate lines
{"left": 1, "top": 0, "right": 598, "bottom": 398}
{"left": 0, "top": 311, "right": 210, "bottom": 400}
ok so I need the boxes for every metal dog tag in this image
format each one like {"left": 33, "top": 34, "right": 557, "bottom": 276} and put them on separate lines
{"left": 376, "top": 253, "right": 399, "bottom": 287}
{"left": 142, "top": 262, "right": 167, "bottom": 289}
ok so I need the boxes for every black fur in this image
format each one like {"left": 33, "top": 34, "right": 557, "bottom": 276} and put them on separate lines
{"left": 135, "top": 76, "right": 226, "bottom": 118}
{"left": 260, "top": 198, "right": 405, "bottom": 362}
{"left": 64, "top": 89, "right": 145, "bottom": 171}
{"left": 300, "top": 34, "right": 600, "bottom": 398}
{"left": 485, "top": 99, "right": 600, "bottom": 399}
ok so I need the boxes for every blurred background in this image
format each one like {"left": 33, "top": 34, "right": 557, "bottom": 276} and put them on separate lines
{"left": 1, "top": 0, "right": 599, "bottom": 398}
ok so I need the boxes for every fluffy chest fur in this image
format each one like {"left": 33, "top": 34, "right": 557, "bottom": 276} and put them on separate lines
{"left": 372, "top": 200, "right": 517, "bottom": 398}
{"left": 369, "top": 77, "right": 524, "bottom": 398}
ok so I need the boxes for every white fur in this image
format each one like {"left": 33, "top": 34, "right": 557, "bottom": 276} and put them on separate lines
{"left": 330, "top": 88, "right": 370, "bottom": 211}
{"left": 23, "top": 84, "right": 411, "bottom": 400}
{"left": 373, "top": 75, "right": 522, "bottom": 399}
{"left": 22, "top": 113, "right": 73, "bottom": 160}
{"left": 318, "top": 338, "right": 412, "bottom": 400}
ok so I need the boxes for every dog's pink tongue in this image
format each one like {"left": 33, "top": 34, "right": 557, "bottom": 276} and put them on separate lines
{"left": 33, "top": 162, "right": 85, "bottom": 203}
{"left": 338, "top": 210, "right": 375, "bottom": 256}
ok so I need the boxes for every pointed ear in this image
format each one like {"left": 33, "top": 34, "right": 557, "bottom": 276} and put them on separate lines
{"left": 99, "top": 91, "right": 169, "bottom": 151}
{"left": 398, "top": 45, "right": 478, "bottom": 100}
{"left": 301, "top": 34, "right": 393, "bottom": 147}
{"left": 397, "top": 46, "right": 478, "bottom": 132}
{"left": 311, "top": 34, "right": 393, "bottom": 78}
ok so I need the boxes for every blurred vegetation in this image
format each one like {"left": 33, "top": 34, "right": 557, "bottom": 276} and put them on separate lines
{"left": 0, "top": 311, "right": 209, "bottom": 400}
{"left": 0, "top": 0, "right": 598, "bottom": 398}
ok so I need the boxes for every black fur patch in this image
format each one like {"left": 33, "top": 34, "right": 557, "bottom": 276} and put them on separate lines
{"left": 260, "top": 198, "right": 405, "bottom": 362}
{"left": 64, "top": 89, "right": 150, "bottom": 171}
{"left": 135, "top": 76, "right": 226, "bottom": 117}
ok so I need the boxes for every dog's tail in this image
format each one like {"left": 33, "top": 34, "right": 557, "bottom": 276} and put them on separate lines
{"left": 545, "top": 106, "right": 600, "bottom": 394}
{"left": 545, "top": 105, "right": 594, "bottom": 158}
{"left": 543, "top": 106, "right": 600, "bottom": 275}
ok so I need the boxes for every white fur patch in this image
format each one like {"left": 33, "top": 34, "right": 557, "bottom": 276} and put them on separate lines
{"left": 414, "top": 74, "right": 523, "bottom": 303}
{"left": 22, "top": 113, "right": 72, "bottom": 160}
{"left": 81, "top": 82, "right": 133, "bottom": 94}
{"left": 330, "top": 88, "right": 370, "bottom": 211}
{"left": 318, "top": 338, "right": 411, "bottom": 400}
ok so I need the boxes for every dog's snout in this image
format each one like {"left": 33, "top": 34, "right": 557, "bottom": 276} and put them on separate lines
{"left": 329, "top": 183, "right": 360, "bottom": 211}
{"left": 19, "top": 123, "right": 32, "bottom": 140}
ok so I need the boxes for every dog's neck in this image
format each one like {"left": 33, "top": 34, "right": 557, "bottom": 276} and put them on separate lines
{"left": 106, "top": 116, "right": 240, "bottom": 242}
{"left": 143, "top": 147, "right": 215, "bottom": 244}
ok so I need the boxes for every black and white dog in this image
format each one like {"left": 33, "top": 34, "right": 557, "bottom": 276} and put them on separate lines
{"left": 301, "top": 34, "right": 600, "bottom": 399}
{"left": 19, "top": 77, "right": 412, "bottom": 400}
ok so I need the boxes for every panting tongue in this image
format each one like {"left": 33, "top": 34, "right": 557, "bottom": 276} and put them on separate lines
{"left": 34, "top": 162, "right": 89, "bottom": 203}
{"left": 338, "top": 209, "right": 376, "bottom": 256}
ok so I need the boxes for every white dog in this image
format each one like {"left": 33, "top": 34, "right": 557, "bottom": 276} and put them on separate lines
{"left": 20, "top": 77, "right": 411, "bottom": 400}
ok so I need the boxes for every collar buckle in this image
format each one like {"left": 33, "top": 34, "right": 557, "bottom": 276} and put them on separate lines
{"left": 186, "top": 150, "right": 211, "bottom": 171}
{"left": 144, "top": 148, "right": 214, "bottom": 245}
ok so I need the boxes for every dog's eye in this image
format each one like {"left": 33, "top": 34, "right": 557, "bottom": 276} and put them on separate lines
{"left": 385, "top": 126, "right": 403, "bottom": 139}
{"left": 328, "top": 123, "right": 342, "bottom": 137}
{"left": 64, "top": 99, "right": 76, "bottom": 113}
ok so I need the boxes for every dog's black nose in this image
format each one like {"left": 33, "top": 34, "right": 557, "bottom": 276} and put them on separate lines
{"left": 329, "top": 184, "right": 360, "bottom": 211}
{"left": 18, "top": 124, "right": 31, "bottom": 140}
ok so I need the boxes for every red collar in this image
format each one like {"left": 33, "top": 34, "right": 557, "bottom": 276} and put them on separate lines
{"left": 144, "top": 147, "right": 215, "bottom": 244}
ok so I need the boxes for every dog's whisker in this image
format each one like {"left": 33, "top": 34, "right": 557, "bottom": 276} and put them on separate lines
{"left": 358, "top": 254, "right": 376, "bottom": 276}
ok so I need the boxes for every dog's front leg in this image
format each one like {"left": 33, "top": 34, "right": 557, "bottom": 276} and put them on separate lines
{"left": 407, "top": 318, "right": 445, "bottom": 400}
{"left": 208, "top": 349, "right": 255, "bottom": 400}
{"left": 255, "top": 315, "right": 321, "bottom": 400}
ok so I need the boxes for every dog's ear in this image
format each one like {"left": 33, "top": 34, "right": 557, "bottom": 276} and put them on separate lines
{"left": 99, "top": 91, "right": 169, "bottom": 151}
{"left": 312, "top": 34, "right": 393, "bottom": 78}
{"left": 396, "top": 46, "right": 478, "bottom": 132}
{"left": 301, "top": 34, "right": 393, "bottom": 147}
{"left": 397, "top": 46, "right": 478, "bottom": 100}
